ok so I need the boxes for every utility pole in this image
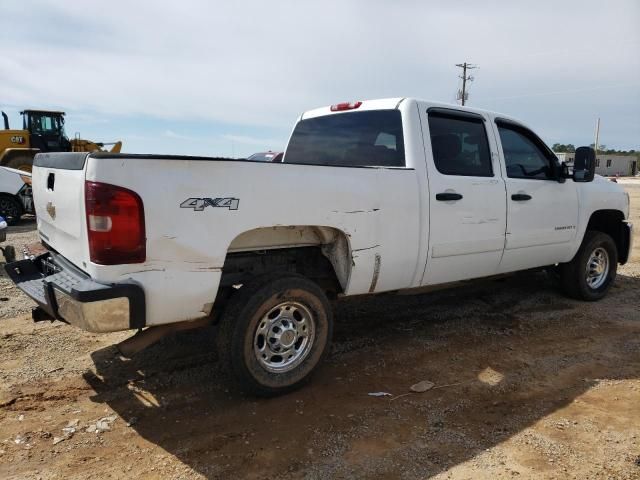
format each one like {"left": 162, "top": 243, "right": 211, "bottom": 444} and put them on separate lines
{"left": 456, "top": 62, "right": 477, "bottom": 106}
{"left": 594, "top": 118, "right": 600, "bottom": 156}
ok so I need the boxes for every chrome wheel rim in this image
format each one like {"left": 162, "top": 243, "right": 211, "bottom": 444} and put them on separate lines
{"left": 254, "top": 301, "right": 315, "bottom": 373}
{"left": 586, "top": 247, "right": 609, "bottom": 289}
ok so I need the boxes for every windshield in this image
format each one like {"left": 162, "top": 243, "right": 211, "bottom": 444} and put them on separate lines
{"left": 285, "top": 110, "right": 405, "bottom": 167}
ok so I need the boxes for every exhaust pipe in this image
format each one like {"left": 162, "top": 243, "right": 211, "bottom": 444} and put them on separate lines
{"left": 1, "top": 111, "right": 8, "bottom": 130}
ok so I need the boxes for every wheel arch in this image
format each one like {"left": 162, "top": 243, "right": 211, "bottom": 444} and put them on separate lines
{"left": 584, "top": 209, "right": 630, "bottom": 264}
{"left": 221, "top": 225, "right": 353, "bottom": 294}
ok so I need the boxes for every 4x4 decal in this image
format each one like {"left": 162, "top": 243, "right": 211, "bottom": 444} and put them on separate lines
{"left": 180, "top": 197, "right": 239, "bottom": 211}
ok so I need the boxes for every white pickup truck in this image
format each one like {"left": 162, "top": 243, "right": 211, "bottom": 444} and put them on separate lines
{"left": 6, "top": 98, "right": 633, "bottom": 396}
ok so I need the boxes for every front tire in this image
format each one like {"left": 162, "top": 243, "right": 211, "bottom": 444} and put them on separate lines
{"left": 216, "top": 273, "right": 333, "bottom": 397}
{"left": 559, "top": 231, "right": 617, "bottom": 301}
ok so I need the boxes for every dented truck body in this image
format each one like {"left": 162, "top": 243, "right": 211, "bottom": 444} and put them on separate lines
{"left": 5, "top": 98, "right": 633, "bottom": 336}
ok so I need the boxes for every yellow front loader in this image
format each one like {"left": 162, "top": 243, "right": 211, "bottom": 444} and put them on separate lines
{"left": 0, "top": 109, "right": 122, "bottom": 172}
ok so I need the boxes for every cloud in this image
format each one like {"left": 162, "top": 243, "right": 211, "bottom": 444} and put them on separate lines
{"left": 163, "top": 130, "right": 196, "bottom": 141}
{"left": 1, "top": 0, "right": 638, "bottom": 150}
{"left": 221, "top": 134, "right": 284, "bottom": 147}
{"left": 483, "top": 83, "right": 639, "bottom": 103}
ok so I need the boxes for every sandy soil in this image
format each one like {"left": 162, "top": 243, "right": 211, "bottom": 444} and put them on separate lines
{"left": 0, "top": 185, "right": 638, "bottom": 480}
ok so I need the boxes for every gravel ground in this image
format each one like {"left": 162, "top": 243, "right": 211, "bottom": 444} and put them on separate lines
{"left": 0, "top": 219, "right": 42, "bottom": 321}
{"left": 0, "top": 184, "right": 638, "bottom": 480}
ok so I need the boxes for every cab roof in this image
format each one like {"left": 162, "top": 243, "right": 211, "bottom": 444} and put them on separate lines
{"left": 299, "top": 97, "right": 524, "bottom": 127}
{"left": 20, "top": 110, "right": 66, "bottom": 115}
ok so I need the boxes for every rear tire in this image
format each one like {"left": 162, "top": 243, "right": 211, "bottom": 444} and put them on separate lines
{"left": 4, "top": 156, "right": 34, "bottom": 172}
{"left": 216, "top": 273, "right": 333, "bottom": 397}
{"left": 559, "top": 231, "right": 617, "bottom": 301}
{"left": 0, "top": 195, "right": 23, "bottom": 226}
{"left": 2, "top": 245, "right": 16, "bottom": 263}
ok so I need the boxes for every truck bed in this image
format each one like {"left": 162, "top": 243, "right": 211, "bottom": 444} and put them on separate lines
{"left": 31, "top": 152, "right": 421, "bottom": 327}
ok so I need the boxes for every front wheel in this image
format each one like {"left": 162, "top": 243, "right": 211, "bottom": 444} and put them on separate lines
{"left": 216, "top": 273, "right": 333, "bottom": 396}
{"left": 559, "top": 231, "right": 618, "bottom": 301}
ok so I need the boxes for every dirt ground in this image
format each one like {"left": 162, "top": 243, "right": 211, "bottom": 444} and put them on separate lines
{"left": 1, "top": 182, "right": 639, "bottom": 480}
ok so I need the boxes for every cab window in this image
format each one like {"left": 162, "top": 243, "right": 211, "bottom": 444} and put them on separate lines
{"left": 30, "top": 114, "right": 60, "bottom": 134}
{"left": 285, "top": 110, "right": 405, "bottom": 167}
{"left": 427, "top": 111, "right": 493, "bottom": 177}
{"left": 497, "top": 123, "right": 556, "bottom": 180}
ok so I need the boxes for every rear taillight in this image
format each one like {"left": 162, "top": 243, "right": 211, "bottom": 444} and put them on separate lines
{"left": 330, "top": 101, "right": 362, "bottom": 112}
{"left": 85, "top": 181, "right": 145, "bottom": 264}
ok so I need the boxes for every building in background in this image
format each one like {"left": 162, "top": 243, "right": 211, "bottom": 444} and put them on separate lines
{"left": 554, "top": 153, "right": 638, "bottom": 177}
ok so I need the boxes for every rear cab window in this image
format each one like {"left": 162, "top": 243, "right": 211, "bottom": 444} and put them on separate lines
{"left": 284, "top": 110, "right": 405, "bottom": 167}
{"left": 427, "top": 109, "right": 493, "bottom": 177}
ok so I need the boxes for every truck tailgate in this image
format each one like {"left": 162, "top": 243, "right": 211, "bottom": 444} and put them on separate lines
{"left": 32, "top": 153, "right": 89, "bottom": 270}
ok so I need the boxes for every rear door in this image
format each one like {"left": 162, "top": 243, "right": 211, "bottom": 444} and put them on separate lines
{"left": 419, "top": 107, "right": 507, "bottom": 285}
{"left": 492, "top": 119, "right": 579, "bottom": 272}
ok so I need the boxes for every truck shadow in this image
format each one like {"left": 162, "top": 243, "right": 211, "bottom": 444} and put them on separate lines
{"left": 7, "top": 216, "right": 36, "bottom": 234}
{"left": 83, "top": 271, "right": 640, "bottom": 479}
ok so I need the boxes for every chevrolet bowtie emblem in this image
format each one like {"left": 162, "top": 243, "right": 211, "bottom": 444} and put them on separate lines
{"left": 46, "top": 201, "right": 56, "bottom": 220}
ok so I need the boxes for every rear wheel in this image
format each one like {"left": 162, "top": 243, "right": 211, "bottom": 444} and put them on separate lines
{"left": 0, "top": 195, "right": 23, "bottom": 226}
{"left": 2, "top": 245, "right": 16, "bottom": 263}
{"left": 559, "top": 231, "right": 617, "bottom": 301}
{"left": 216, "top": 273, "right": 333, "bottom": 397}
{"left": 4, "top": 156, "right": 34, "bottom": 172}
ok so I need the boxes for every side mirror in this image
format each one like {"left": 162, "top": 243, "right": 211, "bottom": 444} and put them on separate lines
{"left": 573, "top": 146, "right": 596, "bottom": 182}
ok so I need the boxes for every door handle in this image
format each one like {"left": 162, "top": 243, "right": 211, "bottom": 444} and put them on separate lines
{"left": 436, "top": 192, "right": 463, "bottom": 201}
{"left": 511, "top": 193, "right": 532, "bottom": 201}
{"left": 47, "top": 172, "right": 55, "bottom": 191}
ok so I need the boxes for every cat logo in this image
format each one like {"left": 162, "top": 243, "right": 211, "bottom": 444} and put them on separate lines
{"left": 10, "top": 136, "right": 25, "bottom": 144}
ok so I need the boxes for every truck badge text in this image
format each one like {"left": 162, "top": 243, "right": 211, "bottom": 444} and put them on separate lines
{"left": 180, "top": 197, "right": 239, "bottom": 211}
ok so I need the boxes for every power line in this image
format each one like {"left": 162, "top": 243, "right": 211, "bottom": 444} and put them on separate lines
{"left": 455, "top": 62, "right": 478, "bottom": 106}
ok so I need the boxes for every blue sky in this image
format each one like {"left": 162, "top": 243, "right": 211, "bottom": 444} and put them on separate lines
{"left": 1, "top": 0, "right": 639, "bottom": 156}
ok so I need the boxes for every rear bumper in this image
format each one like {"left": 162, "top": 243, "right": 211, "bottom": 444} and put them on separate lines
{"left": 4, "top": 252, "right": 145, "bottom": 332}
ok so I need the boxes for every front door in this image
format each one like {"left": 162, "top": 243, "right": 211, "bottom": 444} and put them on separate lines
{"left": 420, "top": 107, "right": 507, "bottom": 285}
{"left": 493, "top": 119, "right": 579, "bottom": 273}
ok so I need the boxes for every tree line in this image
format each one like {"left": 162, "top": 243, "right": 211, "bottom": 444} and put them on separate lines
{"left": 552, "top": 143, "right": 637, "bottom": 155}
